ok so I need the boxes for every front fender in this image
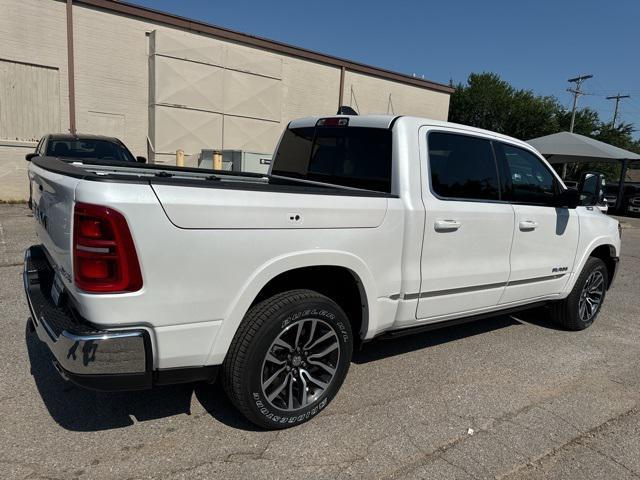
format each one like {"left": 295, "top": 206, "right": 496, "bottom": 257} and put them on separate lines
{"left": 564, "top": 235, "right": 620, "bottom": 294}
{"left": 205, "top": 250, "right": 378, "bottom": 365}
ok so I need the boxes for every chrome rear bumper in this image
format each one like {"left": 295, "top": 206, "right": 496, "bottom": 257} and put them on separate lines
{"left": 23, "top": 245, "right": 152, "bottom": 390}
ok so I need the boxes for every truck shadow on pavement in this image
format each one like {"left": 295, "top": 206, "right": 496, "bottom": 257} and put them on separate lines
{"left": 25, "top": 309, "right": 560, "bottom": 432}
{"left": 25, "top": 326, "right": 261, "bottom": 432}
{"left": 354, "top": 309, "right": 559, "bottom": 364}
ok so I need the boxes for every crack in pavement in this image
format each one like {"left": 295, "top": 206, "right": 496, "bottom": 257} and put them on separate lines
{"left": 498, "top": 406, "right": 640, "bottom": 479}
{"left": 586, "top": 443, "right": 640, "bottom": 479}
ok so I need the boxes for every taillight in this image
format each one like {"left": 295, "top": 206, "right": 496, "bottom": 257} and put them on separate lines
{"left": 73, "top": 202, "right": 143, "bottom": 293}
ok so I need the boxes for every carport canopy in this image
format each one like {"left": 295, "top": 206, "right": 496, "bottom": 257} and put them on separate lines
{"left": 527, "top": 131, "right": 640, "bottom": 164}
{"left": 527, "top": 131, "right": 640, "bottom": 212}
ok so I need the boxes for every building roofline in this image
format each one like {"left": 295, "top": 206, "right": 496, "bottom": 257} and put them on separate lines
{"left": 69, "top": 0, "right": 454, "bottom": 95}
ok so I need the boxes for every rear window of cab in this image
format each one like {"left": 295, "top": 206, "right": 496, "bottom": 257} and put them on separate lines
{"left": 271, "top": 126, "right": 392, "bottom": 193}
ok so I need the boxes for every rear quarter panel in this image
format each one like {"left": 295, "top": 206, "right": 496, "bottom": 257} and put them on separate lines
{"left": 73, "top": 181, "right": 404, "bottom": 368}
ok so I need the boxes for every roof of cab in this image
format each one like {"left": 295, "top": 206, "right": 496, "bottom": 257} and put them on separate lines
{"left": 289, "top": 115, "right": 399, "bottom": 129}
{"left": 287, "top": 115, "right": 535, "bottom": 152}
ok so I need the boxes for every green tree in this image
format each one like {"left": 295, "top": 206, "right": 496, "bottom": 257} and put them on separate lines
{"left": 449, "top": 73, "right": 562, "bottom": 139}
{"left": 594, "top": 123, "right": 640, "bottom": 154}
{"left": 449, "top": 72, "right": 640, "bottom": 155}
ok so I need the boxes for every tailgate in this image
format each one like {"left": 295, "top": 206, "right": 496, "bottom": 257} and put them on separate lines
{"left": 28, "top": 163, "right": 80, "bottom": 286}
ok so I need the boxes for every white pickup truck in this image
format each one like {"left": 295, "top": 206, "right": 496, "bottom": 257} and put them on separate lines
{"left": 24, "top": 115, "right": 621, "bottom": 429}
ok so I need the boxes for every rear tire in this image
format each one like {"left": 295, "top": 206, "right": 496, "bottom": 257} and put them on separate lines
{"left": 550, "top": 257, "right": 608, "bottom": 331}
{"left": 222, "top": 289, "right": 353, "bottom": 429}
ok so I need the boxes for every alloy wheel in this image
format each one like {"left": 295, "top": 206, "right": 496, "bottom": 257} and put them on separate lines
{"left": 578, "top": 270, "right": 605, "bottom": 322}
{"left": 261, "top": 318, "right": 340, "bottom": 412}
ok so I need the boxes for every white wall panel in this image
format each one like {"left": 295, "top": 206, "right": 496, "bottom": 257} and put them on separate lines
{"left": 153, "top": 55, "right": 224, "bottom": 112}
{"left": 225, "top": 44, "right": 282, "bottom": 79}
{"left": 223, "top": 69, "right": 282, "bottom": 121}
{"left": 223, "top": 116, "right": 281, "bottom": 153}
{"left": 150, "top": 29, "right": 224, "bottom": 66}
{"left": 87, "top": 111, "right": 125, "bottom": 139}
{"left": 343, "top": 71, "right": 450, "bottom": 120}
{"left": 281, "top": 58, "right": 341, "bottom": 123}
{"left": 153, "top": 106, "right": 222, "bottom": 154}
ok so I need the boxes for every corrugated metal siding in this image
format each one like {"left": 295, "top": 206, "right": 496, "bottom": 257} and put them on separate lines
{"left": 0, "top": 59, "right": 60, "bottom": 141}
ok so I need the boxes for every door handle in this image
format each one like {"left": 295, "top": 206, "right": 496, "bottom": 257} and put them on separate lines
{"left": 434, "top": 219, "right": 461, "bottom": 232}
{"left": 519, "top": 220, "right": 539, "bottom": 231}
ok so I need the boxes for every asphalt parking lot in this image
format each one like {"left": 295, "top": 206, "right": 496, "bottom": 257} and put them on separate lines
{"left": 1, "top": 203, "right": 640, "bottom": 480}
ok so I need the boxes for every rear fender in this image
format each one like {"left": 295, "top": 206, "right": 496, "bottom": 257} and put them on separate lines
{"left": 205, "top": 250, "right": 377, "bottom": 365}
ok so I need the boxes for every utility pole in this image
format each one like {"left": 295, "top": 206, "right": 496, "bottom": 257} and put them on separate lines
{"left": 606, "top": 93, "right": 630, "bottom": 126}
{"left": 567, "top": 74, "right": 593, "bottom": 133}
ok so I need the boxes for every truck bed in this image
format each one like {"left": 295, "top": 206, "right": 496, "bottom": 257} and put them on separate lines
{"left": 31, "top": 157, "right": 393, "bottom": 198}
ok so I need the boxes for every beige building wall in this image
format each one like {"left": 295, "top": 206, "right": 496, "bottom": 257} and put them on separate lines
{"left": 0, "top": 0, "right": 69, "bottom": 200}
{"left": 0, "top": 0, "right": 450, "bottom": 199}
{"left": 147, "top": 29, "right": 344, "bottom": 162}
{"left": 0, "top": 0, "right": 70, "bottom": 133}
{"left": 343, "top": 70, "right": 450, "bottom": 119}
{"left": 72, "top": 4, "right": 152, "bottom": 159}
{"left": 281, "top": 60, "right": 341, "bottom": 124}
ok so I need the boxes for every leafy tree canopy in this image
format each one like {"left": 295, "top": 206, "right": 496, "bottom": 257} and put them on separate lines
{"left": 448, "top": 72, "right": 640, "bottom": 154}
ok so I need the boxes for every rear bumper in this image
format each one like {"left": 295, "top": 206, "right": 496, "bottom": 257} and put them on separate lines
{"left": 23, "top": 245, "right": 152, "bottom": 391}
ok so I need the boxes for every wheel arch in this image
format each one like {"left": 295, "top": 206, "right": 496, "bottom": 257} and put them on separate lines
{"left": 206, "top": 251, "right": 376, "bottom": 365}
{"left": 565, "top": 239, "right": 619, "bottom": 294}
{"left": 588, "top": 244, "right": 617, "bottom": 288}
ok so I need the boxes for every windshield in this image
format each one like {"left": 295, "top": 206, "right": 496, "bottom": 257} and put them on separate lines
{"left": 271, "top": 126, "right": 392, "bottom": 193}
{"left": 46, "top": 138, "right": 136, "bottom": 162}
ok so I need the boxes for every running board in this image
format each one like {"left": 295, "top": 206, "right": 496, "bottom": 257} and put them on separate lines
{"left": 376, "top": 301, "right": 550, "bottom": 340}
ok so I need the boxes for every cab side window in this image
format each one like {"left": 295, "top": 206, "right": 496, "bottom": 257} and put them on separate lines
{"left": 428, "top": 132, "right": 500, "bottom": 201}
{"left": 497, "top": 143, "right": 558, "bottom": 206}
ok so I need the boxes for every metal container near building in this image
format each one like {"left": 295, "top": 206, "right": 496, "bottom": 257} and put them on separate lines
{"left": 0, "top": 0, "right": 453, "bottom": 199}
{"left": 198, "top": 150, "right": 272, "bottom": 175}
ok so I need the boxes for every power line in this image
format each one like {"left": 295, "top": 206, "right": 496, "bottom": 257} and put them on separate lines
{"left": 567, "top": 74, "right": 593, "bottom": 132}
{"left": 606, "top": 93, "right": 631, "bottom": 125}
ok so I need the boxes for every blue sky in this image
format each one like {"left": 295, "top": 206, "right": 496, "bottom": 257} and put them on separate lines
{"left": 134, "top": 0, "right": 640, "bottom": 136}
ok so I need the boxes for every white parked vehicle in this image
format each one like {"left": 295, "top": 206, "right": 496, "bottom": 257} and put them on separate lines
{"left": 24, "top": 115, "right": 621, "bottom": 429}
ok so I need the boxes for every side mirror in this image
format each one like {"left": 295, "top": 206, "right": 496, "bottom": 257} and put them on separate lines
{"left": 555, "top": 188, "right": 580, "bottom": 209}
{"left": 579, "top": 171, "right": 606, "bottom": 206}
{"left": 25, "top": 153, "right": 37, "bottom": 161}
{"left": 136, "top": 156, "right": 147, "bottom": 164}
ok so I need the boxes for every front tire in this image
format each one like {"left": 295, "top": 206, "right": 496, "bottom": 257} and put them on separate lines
{"left": 550, "top": 257, "right": 608, "bottom": 331}
{"left": 222, "top": 289, "right": 353, "bottom": 429}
